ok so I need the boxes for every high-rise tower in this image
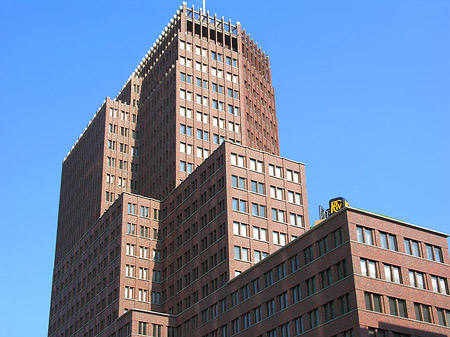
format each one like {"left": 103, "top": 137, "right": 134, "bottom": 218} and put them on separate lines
{"left": 49, "top": 3, "right": 450, "bottom": 337}
{"left": 49, "top": 3, "right": 308, "bottom": 336}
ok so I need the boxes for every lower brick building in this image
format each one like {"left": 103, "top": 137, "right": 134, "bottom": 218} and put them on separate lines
{"left": 48, "top": 142, "right": 450, "bottom": 337}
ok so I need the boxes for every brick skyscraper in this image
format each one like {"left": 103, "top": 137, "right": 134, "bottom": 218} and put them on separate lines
{"left": 48, "top": 3, "right": 450, "bottom": 337}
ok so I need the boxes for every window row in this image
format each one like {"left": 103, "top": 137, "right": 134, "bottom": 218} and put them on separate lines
{"left": 356, "top": 226, "right": 444, "bottom": 262}
{"left": 364, "top": 291, "right": 450, "bottom": 327}
{"left": 359, "top": 257, "right": 448, "bottom": 294}
{"left": 179, "top": 41, "right": 239, "bottom": 68}
{"left": 109, "top": 107, "right": 137, "bottom": 123}
{"left": 179, "top": 57, "right": 238, "bottom": 83}
{"left": 231, "top": 154, "right": 301, "bottom": 183}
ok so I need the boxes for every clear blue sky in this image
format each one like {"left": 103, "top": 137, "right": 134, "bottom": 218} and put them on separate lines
{"left": 0, "top": 1, "right": 448, "bottom": 335}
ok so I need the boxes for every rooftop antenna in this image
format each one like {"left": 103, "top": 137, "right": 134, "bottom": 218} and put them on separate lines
{"left": 198, "top": 0, "right": 205, "bottom": 12}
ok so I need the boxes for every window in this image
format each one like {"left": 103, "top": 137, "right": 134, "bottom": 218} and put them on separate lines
{"left": 286, "top": 169, "right": 300, "bottom": 183}
{"left": 279, "top": 291, "right": 288, "bottom": 310}
{"left": 127, "top": 223, "right": 136, "bottom": 235}
{"left": 426, "top": 244, "right": 443, "bottom": 262}
{"left": 360, "top": 258, "right": 378, "bottom": 278}
{"left": 306, "top": 277, "right": 316, "bottom": 296}
{"left": 404, "top": 238, "right": 421, "bottom": 257}
{"left": 251, "top": 180, "right": 265, "bottom": 194}
{"left": 280, "top": 323, "right": 289, "bottom": 337}
{"left": 309, "top": 308, "right": 319, "bottom": 328}
{"left": 364, "top": 292, "right": 382, "bottom": 313}
{"left": 125, "top": 286, "right": 134, "bottom": 299}
{"left": 234, "top": 246, "right": 249, "bottom": 261}
{"left": 437, "top": 308, "right": 450, "bottom": 326}
{"left": 384, "top": 264, "right": 401, "bottom": 284}
{"left": 265, "top": 270, "right": 274, "bottom": 287}
{"left": 321, "top": 268, "right": 332, "bottom": 288}
{"left": 323, "top": 300, "right": 336, "bottom": 322}
{"left": 252, "top": 203, "right": 266, "bottom": 217}
{"left": 317, "top": 237, "right": 329, "bottom": 256}
{"left": 287, "top": 191, "right": 302, "bottom": 205}
{"left": 409, "top": 270, "right": 425, "bottom": 289}
{"left": 304, "top": 245, "right": 314, "bottom": 264}
{"left": 232, "top": 198, "right": 246, "bottom": 212}
{"left": 289, "top": 213, "right": 303, "bottom": 227}
{"left": 293, "top": 316, "right": 303, "bottom": 335}
{"left": 273, "top": 231, "right": 287, "bottom": 246}
{"left": 356, "top": 226, "right": 374, "bottom": 245}
{"left": 272, "top": 208, "right": 285, "bottom": 222}
{"left": 233, "top": 222, "right": 248, "bottom": 236}
{"left": 269, "top": 164, "right": 282, "bottom": 178}
{"left": 270, "top": 186, "right": 283, "bottom": 200}
{"left": 339, "top": 293, "right": 351, "bottom": 314}
{"left": 277, "top": 263, "right": 286, "bottom": 280}
{"left": 414, "top": 303, "right": 432, "bottom": 323}
{"left": 336, "top": 259, "right": 348, "bottom": 280}
{"left": 380, "top": 232, "right": 397, "bottom": 251}
{"left": 254, "top": 250, "right": 268, "bottom": 263}
{"left": 249, "top": 158, "right": 264, "bottom": 172}
{"left": 389, "top": 297, "right": 408, "bottom": 318}
{"left": 231, "top": 153, "right": 245, "bottom": 167}
{"left": 290, "top": 255, "right": 299, "bottom": 272}
{"left": 138, "top": 322, "right": 148, "bottom": 335}
{"left": 266, "top": 298, "right": 276, "bottom": 316}
{"left": 431, "top": 275, "right": 449, "bottom": 294}
{"left": 292, "top": 284, "right": 301, "bottom": 303}
{"left": 125, "top": 264, "right": 134, "bottom": 277}
{"left": 180, "top": 124, "right": 192, "bottom": 136}
{"left": 231, "top": 175, "right": 246, "bottom": 189}
{"left": 333, "top": 227, "right": 344, "bottom": 247}
{"left": 128, "top": 203, "right": 136, "bottom": 215}
{"left": 253, "top": 226, "right": 268, "bottom": 241}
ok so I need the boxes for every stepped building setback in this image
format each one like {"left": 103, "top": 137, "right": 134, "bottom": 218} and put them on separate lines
{"left": 48, "top": 3, "right": 450, "bottom": 337}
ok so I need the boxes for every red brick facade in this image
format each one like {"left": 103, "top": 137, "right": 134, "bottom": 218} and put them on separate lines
{"left": 48, "top": 3, "right": 450, "bottom": 337}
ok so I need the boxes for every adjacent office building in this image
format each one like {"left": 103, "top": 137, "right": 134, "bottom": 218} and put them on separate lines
{"left": 48, "top": 3, "right": 450, "bottom": 337}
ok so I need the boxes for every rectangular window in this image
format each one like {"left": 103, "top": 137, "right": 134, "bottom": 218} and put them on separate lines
{"left": 364, "top": 292, "right": 382, "bottom": 313}
{"left": 294, "top": 316, "right": 303, "bottom": 335}
{"left": 309, "top": 308, "right": 319, "bottom": 328}
{"left": 234, "top": 246, "right": 249, "bottom": 261}
{"left": 250, "top": 180, "right": 265, "bottom": 194}
{"left": 431, "top": 275, "right": 449, "bottom": 294}
{"left": 233, "top": 222, "right": 248, "bottom": 237}
{"left": 252, "top": 203, "right": 266, "bottom": 217}
{"left": 230, "top": 153, "right": 245, "bottom": 167}
{"left": 409, "top": 270, "right": 425, "bottom": 289}
{"left": 273, "top": 231, "right": 287, "bottom": 246}
{"left": 356, "top": 226, "right": 374, "bottom": 245}
{"left": 289, "top": 213, "right": 303, "bottom": 227}
{"left": 414, "top": 303, "right": 432, "bottom": 323}
{"left": 384, "top": 264, "right": 401, "bottom": 284}
{"left": 426, "top": 244, "right": 443, "bottom": 262}
{"left": 253, "top": 226, "right": 268, "bottom": 241}
{"left": 232, "top": 198, "right": 246, "bottom": 212}
{"left": 360, "top": 258, "right": 378, "bottom": 278}
{"left": 389, "top": 297, "right": 408, "bottom": 318}
{"left": 339, "top": 293, "right": 351, "bottom": 314}
{"left": 437, "top": 308, "right": 450, "bottom": 326}
{"left": 269, "top": 164, "right": 282, "bottom": 178}
{"left": 306, "top": 276, "right": 316, "bottom": 296}
{"left": 404, "top": 238, "right": 421, "bottom": 257}
{"left": 380, "top": 232, "right": 397, "bottom": 251}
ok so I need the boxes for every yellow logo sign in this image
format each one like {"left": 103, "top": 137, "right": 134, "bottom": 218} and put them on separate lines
{"left": 329, "top": 197, "right": 349, "bottom": 214}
